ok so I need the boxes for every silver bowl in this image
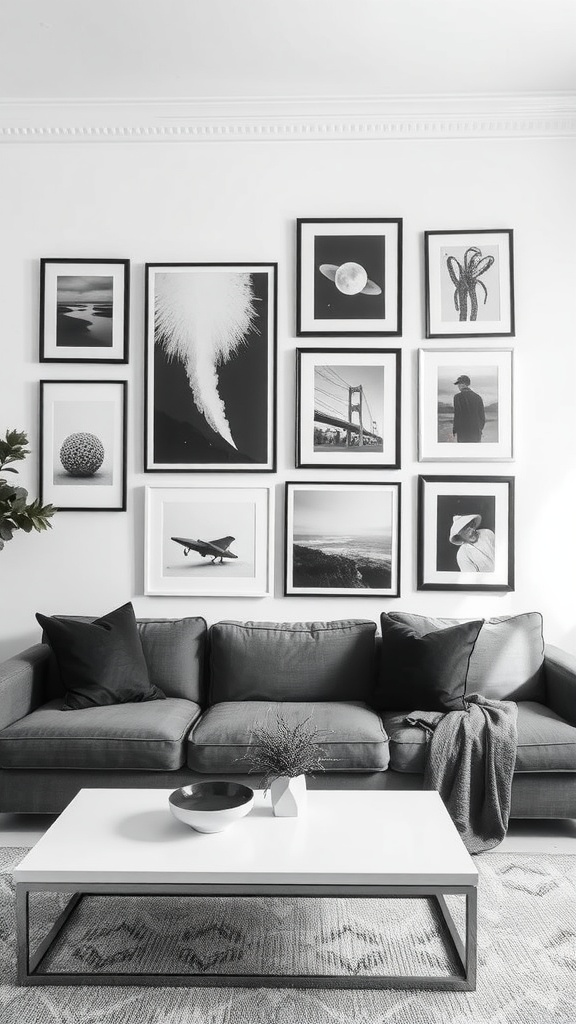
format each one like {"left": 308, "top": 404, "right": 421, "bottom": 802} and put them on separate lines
{"left": 169, "top": 781, "right": 254, "bottom": 834}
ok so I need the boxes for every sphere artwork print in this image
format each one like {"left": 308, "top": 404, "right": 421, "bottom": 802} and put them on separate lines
{"left": 60, "top": 432, "right": 105, "bottom": 477}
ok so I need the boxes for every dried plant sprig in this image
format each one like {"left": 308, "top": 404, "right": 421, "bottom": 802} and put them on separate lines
{"left": 238, "top": 709, "right": 336, "bottom": 793}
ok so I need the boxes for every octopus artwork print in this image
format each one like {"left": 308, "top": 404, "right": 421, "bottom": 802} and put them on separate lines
{"left": 145, "top": 264, "right": 277, "bottom": 471}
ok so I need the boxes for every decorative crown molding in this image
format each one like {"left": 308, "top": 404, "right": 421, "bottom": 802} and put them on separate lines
{"left": 1, "top": 94, "right": 575, "bottom": 142}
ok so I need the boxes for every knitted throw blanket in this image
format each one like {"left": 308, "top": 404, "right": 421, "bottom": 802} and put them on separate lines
{"left": 405, "top": 694, "right": 518, "bottom": 854}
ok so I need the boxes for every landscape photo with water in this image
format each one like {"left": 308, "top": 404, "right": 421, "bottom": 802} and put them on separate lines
{"left": 288, "top": 484, "right": 399, "bottom": 595}
{"left": 56, "top": 275, "right": 114, "bottom": 348}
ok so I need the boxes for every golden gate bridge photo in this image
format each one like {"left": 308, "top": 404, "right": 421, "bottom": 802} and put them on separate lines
{"left": 313, "top": 365, "right": 383, "bottom": 452}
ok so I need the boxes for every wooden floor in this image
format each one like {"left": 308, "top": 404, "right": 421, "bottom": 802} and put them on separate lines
{"left": 1, "top": 813, "right": 575, "bottom": 853}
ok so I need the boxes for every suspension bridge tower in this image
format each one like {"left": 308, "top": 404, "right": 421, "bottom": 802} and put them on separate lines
{"left": 347, "top": 386, "right": 364, "bottom": 447}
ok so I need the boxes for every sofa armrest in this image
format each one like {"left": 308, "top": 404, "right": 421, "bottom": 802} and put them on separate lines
{"left": 544, "top": 644, "right": 576, "bottom": 726}
{"left": 0, "top": 644, "right": 50, "bottom": 729}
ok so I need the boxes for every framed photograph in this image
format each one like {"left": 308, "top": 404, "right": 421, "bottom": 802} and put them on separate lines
{"left": 296, "top": 218, "right": 402, "bottom": 336}
{"left": 418, "top": 475, "right": 514, "bottom": 591}
{"left": 285, "top": 481, "right": 401, "bottom": 597}
{"left": 145, "top": 263, "right": 277, "bottom": 471}
{"left": 425, "top": 230, "right": 514, "bottom": 338}
{"left": 145, "top": 485, "right": 273, "bottom": 596}
{"left": 418, "top": 348, "right": 513, "bottom": 461}
{"left": 296, "top": 348, "right": 401, "bottom": 469}
{"left": 39, "top": 259, "right": 129, "bottom": 363}
{"left": 39, "top": 380, "right": 127, "bottom": 511}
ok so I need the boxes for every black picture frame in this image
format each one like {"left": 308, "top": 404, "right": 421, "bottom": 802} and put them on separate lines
{"left": 145, "top": 263, "right": 277, "bottom": 472}
{"left": 417, "top": 474, "right": 514, "bottom": 591}
{"left": 39, "top": 258, "right": 130, "bottom": 363}
{"left": 425, "top": 229, "right": 515, "bottom": 339}
{"left": 284, "top": 480, "right": 401, "bottom": 597}
{"left": 296, "top": 218, "right": 402, "bottom": 336}
{"left": 296, "top": 347, "right": 401, "bottom": 469}
{"left": 39, "top": 380, "right": 127, "bottom": 512}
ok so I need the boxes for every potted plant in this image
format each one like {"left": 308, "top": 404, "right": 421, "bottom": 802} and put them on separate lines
{"left": 0, "top": 430, "right": 56, "bottom": 550}
{"left": 242, "top": 710, "right": 332, "bottom": 817}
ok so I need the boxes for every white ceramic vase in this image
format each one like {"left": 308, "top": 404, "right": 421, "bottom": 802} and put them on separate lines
{"left": 270, "top": 774, "right": 307, "bottom": 817}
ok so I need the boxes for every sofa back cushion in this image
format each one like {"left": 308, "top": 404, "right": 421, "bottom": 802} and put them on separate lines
{"left": 209, "top": 620, "right": 377, "bottom": 703}
{"left": 44, "top": 615, "right": 207, "bottom": 703}
{"left": 382, "top": 611, "right": 545, "bottom": 702}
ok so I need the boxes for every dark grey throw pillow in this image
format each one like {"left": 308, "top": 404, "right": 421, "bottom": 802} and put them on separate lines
{"left": 374, "top": 613, "right": 484, "bottom": 712}
{"left": 36, "top": 602, "right": 166, "bottom": 711}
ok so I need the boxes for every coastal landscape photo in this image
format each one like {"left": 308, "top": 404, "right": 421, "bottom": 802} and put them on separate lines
{"left": 56, "top": 275, "right": 114, "bottom": 347}
{"left": 288, "top": 484, "right": 398, "bottom": 594}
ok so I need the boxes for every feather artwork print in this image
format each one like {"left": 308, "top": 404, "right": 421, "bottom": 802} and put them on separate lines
{"left": 154, "top": 271, "right": 259, "bottom": 450}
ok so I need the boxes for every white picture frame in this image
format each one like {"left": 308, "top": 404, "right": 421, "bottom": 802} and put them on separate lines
{"left": 145, "top": 485, "right": 274, "bottom": 597}
{"left": 418, "top": 348, "right": 513, "bottom": 461}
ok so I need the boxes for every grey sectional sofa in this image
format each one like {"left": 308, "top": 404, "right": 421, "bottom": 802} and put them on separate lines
{"left": 0, "top": 614, "right": 575, "bottom": 820}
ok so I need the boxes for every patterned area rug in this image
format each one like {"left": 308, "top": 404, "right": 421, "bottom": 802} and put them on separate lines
{"left": 0, "top": 847, "right": 575, "bottom": 1023}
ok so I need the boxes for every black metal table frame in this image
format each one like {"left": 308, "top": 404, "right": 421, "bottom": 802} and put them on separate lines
{"left": 16, "top": 880, "right": 477, "bottom": 990}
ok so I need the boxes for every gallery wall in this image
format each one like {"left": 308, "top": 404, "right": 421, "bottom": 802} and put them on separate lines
{"left": 1, "top": 133, "right": 576, "bottom": 659}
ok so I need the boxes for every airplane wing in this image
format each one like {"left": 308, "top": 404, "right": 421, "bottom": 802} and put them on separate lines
{"left": 209, "top": 536, "right": 235, "bottom": 552}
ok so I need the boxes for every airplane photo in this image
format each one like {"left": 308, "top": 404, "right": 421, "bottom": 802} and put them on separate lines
{"left": 171, "top": 535, "right": 237, "bottom": 564}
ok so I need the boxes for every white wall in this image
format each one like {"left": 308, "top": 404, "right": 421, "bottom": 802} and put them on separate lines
{"left": 1, "top": 135, "right": 576, "bottom": 659}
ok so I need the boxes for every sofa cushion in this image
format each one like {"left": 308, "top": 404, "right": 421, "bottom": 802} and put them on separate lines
{"left": 137, "top": 617, "right": 207, "bottom": 702}
{"left": 37, "top": 603, "right": 165, "bottom": 711}
{"left": 384, "top": 611, "right": 545, "bottom": 702}
{"left": 209, "top": 620, "right": 377, "bottom": 703}
{"left": 43, "top": 614, "right": 207, "bottom": 703}
{"left": 0, "top": 698, "right": 200, "bottom": 771}
{"left": 383, "top": 701, "right": 576, "bottom": 774}
{"left": 374, "top": 615, "right": 483, "bottom": 712}
{"left": 188, "top": 701, "right": 389, "bottom": 773}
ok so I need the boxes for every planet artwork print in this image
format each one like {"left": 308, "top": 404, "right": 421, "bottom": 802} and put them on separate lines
{"left": 292, "top": 488, "right": 393, "bottom": 590}
{"left": 56, "top": 276, "right": 114, "bottom": 348}
{"left": 152, "top": 270, "right": 270, "bottom": 466}
{"left": 313, "top": 235, "right": 386, "bottom": 321}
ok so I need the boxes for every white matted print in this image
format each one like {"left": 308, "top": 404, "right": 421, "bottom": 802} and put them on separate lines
{"left": 418, "top": 475, "right": 514, "bottom": 591}
{"left": 285, "top": 481, "right": 400, "bottom": 597}
{"left": 145, "top": 486, "right": 273, "bottom": 596}
{"left": 297, "top": 219, "right": 402, "bottom": 336}
{"left": 40, "top": 259, "right": 129, "bottom": 362}
{"left": 40, "top": 381, "right": 127, "bottom": 511}
{"left": 297, "top": 348, "right": 400, "bottom": 469}
{"left": 419, "top": 349, "right": 513, "bottom": 461}
{"left": 425, "top": 230, "right": 514, "bottom": 338}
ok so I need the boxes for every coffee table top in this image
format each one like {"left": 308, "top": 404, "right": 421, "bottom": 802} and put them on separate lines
{"left": 14, "top": 788, "right": 477, "bottom": 887}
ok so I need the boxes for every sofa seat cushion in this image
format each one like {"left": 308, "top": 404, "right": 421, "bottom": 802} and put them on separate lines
{"left": 383, "top": 701, "right": 576, "bottom": 774}
{"left": 188, "top": 701, "right": 389, "bottom": 774}
{"left": 0, "top": 698, "right": 201, "bottom": 771}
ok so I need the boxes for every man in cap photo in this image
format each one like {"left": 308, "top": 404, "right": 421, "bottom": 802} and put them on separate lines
{"left": 452, "top": 374, "right": 486, "bottom": 442}
{"left": 449, "top": 513, "right": 495, "bottom": 572}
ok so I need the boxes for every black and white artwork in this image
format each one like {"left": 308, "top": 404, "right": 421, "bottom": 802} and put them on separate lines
{"left": 425, "top": 230, "right": 514, "bottom": 338}
{"left": 40, "top": 259, "right": 129, "bottom": 362}
{"left": 297, "top": 219, "right": 402, "bottom": 336}
{"left": 285, "top": 482, "right": 400, "bottom": 597}
{"left": 296, "top": 348, "right": 401, "bottom": 468}
{"left": 39, "top": 381, "right": 127, "bottom": 511}
{"left": 418, "top": 475, "right": 514, "bottom": 591}
{"left": 419, "top": 349, "right": 513, "bottom": 461}
{"left": 145, "top": 263, "right": 277, "bottom": 471}
{"left": 145, "top": 486, "right": 273, "bottom": 596}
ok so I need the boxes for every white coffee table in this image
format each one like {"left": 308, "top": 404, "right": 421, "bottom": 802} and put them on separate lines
{"left": 14, "top": 787, "right": 477, "bottom": 989}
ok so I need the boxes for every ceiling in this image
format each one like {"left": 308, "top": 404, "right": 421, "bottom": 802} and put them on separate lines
{"left": 0, "top": 0, "right": 575, "bottom": 101}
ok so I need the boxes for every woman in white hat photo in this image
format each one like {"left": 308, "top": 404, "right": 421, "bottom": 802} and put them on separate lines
{"left": 449, "top": 513, "right": 495, "bottom": 572}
